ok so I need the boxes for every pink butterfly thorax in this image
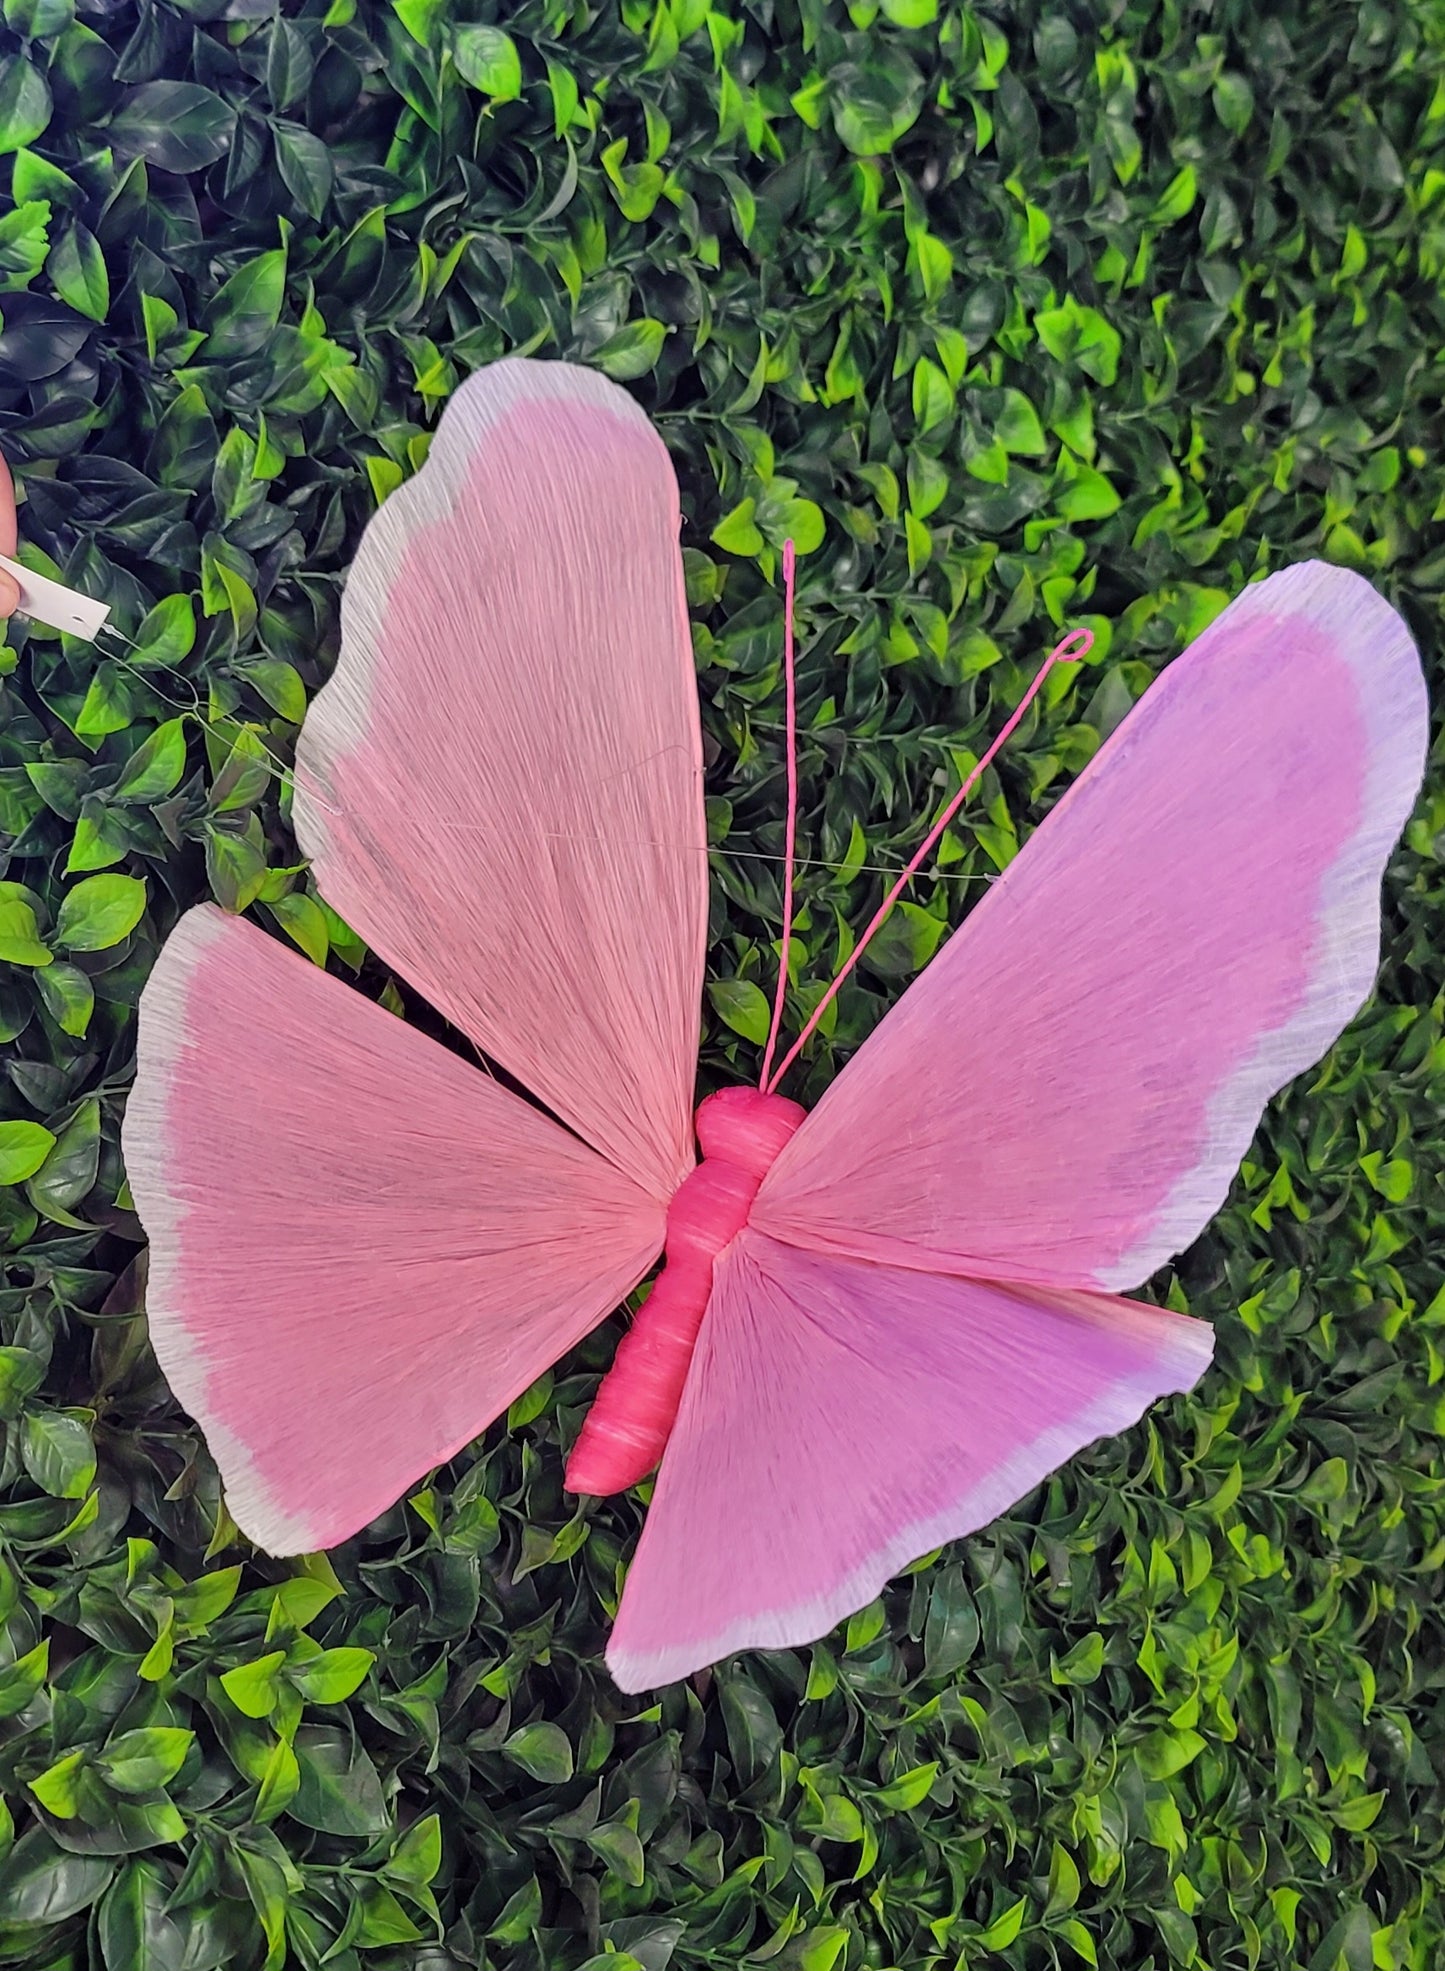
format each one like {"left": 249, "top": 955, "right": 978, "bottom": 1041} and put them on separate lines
{"left": 563, "top": 1087, "right": 806, "bottom": 1497}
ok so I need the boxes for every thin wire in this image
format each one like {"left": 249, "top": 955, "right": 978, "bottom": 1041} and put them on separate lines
{"left": 97, "top": 630, "right": 343, "bottom": 816}
{"left": 86, "top": 630, "right": 1012, "bottom": 884}
{"left": 758, "top": 539, "right": 798, "bottom": 1091}
{"left": 432, "top": 826, "right": 1001, "bottom": 884}
{"left": 87, "top": 614, "right": 1075, "bottom": 976}
{"left": 762, "top": 624, "right": 1094, "bottom": 1094}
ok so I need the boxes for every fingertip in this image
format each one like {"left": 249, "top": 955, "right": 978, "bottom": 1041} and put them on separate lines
{"left": 0, "top": 570, "right": 18, "bottom": 619}
{"left": 0, "top": 453, "right": 13, "bottom": 560}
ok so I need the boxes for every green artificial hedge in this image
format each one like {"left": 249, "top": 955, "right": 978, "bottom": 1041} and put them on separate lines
{"left": 0, "top": 0, "right": 1442, "bottom": 1965}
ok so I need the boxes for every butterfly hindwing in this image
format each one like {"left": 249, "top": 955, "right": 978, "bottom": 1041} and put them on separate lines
{"left": 609, "top": 1230, "right": 1212, "bottom": 1690}
{"left": 125, "top": 907, "right": 664, "bottom": 1555}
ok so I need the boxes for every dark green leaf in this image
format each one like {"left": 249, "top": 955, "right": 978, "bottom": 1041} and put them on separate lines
{"left": 0, "top": 56, "right": 50, "bottom": 154}
{"left": 108, "top": 83, "right": 235, "bottom": 173}
{"left": 504, "top": 1722, "right": 573, "bottom": 1783}
{"left": 0, "top": 1828, "right": 112, "bottom": 1920}
{"left": 27, "top": 1098, "right": 100, "bottom": 1215}
{"left": 289, "top": 1725, "right": 387, "bottom": 1836}
{"left": 273, "top": 122, "right": 333, "bottom": 221}
{"left": 22, "top": 1410, "right": 95, "bottom": 1498}
{"left": 97, "top": 1859, "right": 189, "bottom": 1971}
{"left": 35, "top": 963, "right": 93, "bottom": 1038}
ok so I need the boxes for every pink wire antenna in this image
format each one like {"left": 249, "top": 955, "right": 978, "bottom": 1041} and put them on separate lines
{"left": 758, "top": 540, "right": 799, "bottom": 1090}
{"left": 761, "top": 622, "right": 1094, "bottom": 1093}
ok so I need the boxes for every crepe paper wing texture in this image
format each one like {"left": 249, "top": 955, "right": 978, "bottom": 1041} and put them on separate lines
{"left": 291, "top": 357, "right": 708, "bottom": 1207}
{"left": 752, "top": 563, "right": 1431, "bottom": 1294}
{"left": 608, "top": 1232, "right": 1213, "bottom": 1690}
{"left": 123, "top": 335, "right": 1429, "bottom": 1693}
{"left": 609, "top": 561, "right": 1428, "bottom": 1690}
{"left": 123, "top": 905, "right": 665, "bottom": 1555}
{"left": 125, "top": 356, "right": 714, "bottom": 1555}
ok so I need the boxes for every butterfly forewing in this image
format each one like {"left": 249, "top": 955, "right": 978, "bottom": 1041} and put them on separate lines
{"left": 752, "top": 563, "right": 1428, "bottom": 1293}
{"left": 293, "top": 359, "right": 709, "bottom": 1204}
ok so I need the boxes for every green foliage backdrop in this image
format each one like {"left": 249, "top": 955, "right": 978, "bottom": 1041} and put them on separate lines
{"left": 0, "top": 0, "right": 1442, "bottom": 1965}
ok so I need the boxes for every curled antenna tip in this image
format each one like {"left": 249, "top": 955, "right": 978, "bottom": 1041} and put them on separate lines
{"left": 1051, "top": 626, "right": 1094, "bottom": 664}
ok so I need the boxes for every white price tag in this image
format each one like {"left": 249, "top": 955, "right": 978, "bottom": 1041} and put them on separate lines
{"left": 0, "top": 553, "right": 112, "bottom": 641}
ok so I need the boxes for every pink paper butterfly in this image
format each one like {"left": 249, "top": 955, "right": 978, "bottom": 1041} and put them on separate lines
{"left": 124, "top": 359, "right": 1428, "bottom": 1692}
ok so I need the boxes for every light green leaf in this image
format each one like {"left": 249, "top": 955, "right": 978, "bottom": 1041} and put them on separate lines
{"left": 0, "top": 1639, "right": 48, "bottom": 1719}
{"left": 66, "top": 811, "right": 129, "bottom": 874}
{"left": 712, "top": 500, "right": 766, "bottom": 557}
{"left": 1051, "top": 1630, "right": 1106, "bottom": 1685}
{"left": 236, "top": 659, "right": 306, "bottom": 724}
{"left": 221, "top": 1651, "right": 288, "bottom": 1719}
{"left": 995, "top": 387, "right": 1048, "bottom": 454}
{"left": 708, "top": 978, "right": 772, "bottom": 1044}
{"left": 873, "top": 1762, "right": 939, "bottom": 1811}
{"left": 1137, "top": 1728, "right": 1208, "bottom": 1779}
{"left": 287, "top": 1647, "right": 374, "bottom": 1704}
{"left": 30, "top": 1749, "right": 86, "bottom": 1819}
{"left": 829, "top": 51, "right": 924, "bottom": 155}
{"left": 0, "top": 1120, "right": 55, "bottom": 1184}
{"left": 1149, "top": 164, "right": 1198, "bottom": 225}
{"left": 253, "top": 1736, "right": 300, "bottom": 1822}
{"left": 0, "top": 893, "right": 52, "bottom": 967}
{"left": 1034, "top": 297, "right": 1122, "bottom": 385}
{"left": 129, "top": 595, "right": 197, "bottom": 670}
{"left": 48, "top": 222, "right": 108, "bottom": 321}
{"left": 114, "top": 720, "right": 187, "bottom": 803}
{"left": 97, "top": 1727, "right": 193, "bottom": 1794}
{"left": 978, "top": 1895, "right": 1028, "bottom": 1950}
{"left": 595, "top": 318, "right": 666, "bottom": 381}
{"left": 453, "top": 25, "right": 523, "bottom": 100}
{"left": 912, "top": 357, "right": 955, "bottom": 434}
{"left": 55, "top": 874, "right": 147, "bottom": 951}
{"left": 266, "top": 893, "right": 330, "bottom": 966}
{"left": 386, "top": 1813, "right": 442, "bottom": 1888}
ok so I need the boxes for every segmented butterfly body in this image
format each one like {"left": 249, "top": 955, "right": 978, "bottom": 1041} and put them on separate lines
{"left": 564, "top": 1087, "right": 805, "bottom": 1497}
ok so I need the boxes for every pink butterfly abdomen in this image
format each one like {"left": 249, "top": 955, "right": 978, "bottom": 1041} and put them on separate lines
{"left": 564, "top": 1087, "right": 805, "bottom": 1496}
